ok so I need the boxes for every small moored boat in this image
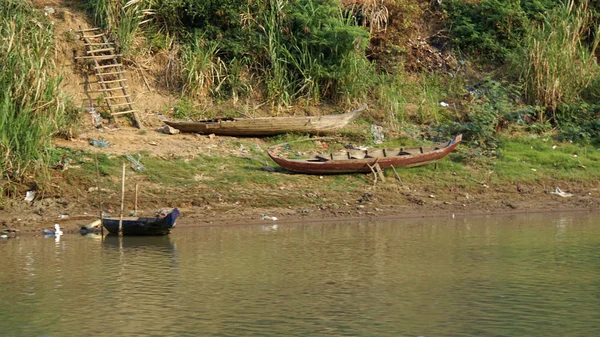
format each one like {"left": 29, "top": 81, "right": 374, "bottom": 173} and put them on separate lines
{"left": 102, "top": 208, "right": 180, "bottom": 236}
{"left": 268, "top": 135, "right": 462, "bottom": 174}
{"left": 164, "top": 105, "right": 365, "bottom": 137}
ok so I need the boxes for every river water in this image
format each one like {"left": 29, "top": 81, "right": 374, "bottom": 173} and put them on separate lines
{"left": 1, "top": 212, "right": 600, "bottom": 336}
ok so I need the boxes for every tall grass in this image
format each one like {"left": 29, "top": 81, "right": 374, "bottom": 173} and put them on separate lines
{"left": 225, "top": 57, "right": 253, "bottom": 105}
{"left": 373, "top": 73, "right": 451, "bottom": 130}
{"left": 374, "top": 74, "right": 408, "bottom": 129}
{"left": 180, "top": 37, "right": 227, "bottom": 101}
{"left": 258, "top": 0, "right": 371, "bottom": 106}
{"left": 86, "top": 0, "right": 155, "bottom": 54}
{"left": 87, "top": 0, "right": 372, "bottom": 107}
{"left": 0, "top": 1, "right": 66, "bottom": 190}
{"left": 519, "top": 0, "right": 600, "bottom": 122}
{"left": 260, "top": 0, "right": 293, "bottom": 106}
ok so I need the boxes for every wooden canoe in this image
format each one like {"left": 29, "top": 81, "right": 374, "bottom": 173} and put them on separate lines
{"left": 163, "top": 105, "right": 365, "bottom": 137}
{"left": 268, "top": 135, "right": 462, "bottom": 174}
{"left": 102, "top": 208, "right": 180, "bottom": 235}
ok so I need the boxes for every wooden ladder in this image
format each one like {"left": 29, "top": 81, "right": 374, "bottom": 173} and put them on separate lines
{"left": 76, "top": 26, "right": 143, "bottom": 129}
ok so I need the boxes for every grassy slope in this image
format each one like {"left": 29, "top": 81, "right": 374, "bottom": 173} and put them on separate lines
{"left": 43, "top": 133, "right": 600, "bottom": 221}
{"left": 2, "top": 1, "right": 600, "bottom": 230}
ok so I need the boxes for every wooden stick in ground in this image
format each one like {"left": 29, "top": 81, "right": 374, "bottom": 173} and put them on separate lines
{"left": 134, "top": 183, "right": 139, "bottom": 216}
{"left": 391, "top": 165, "right": 403, "bottom": 185}
{"left": 367, "top": 163, "right": 378, "bottom": 186}
{"left": 374, "top": 163, "right": 386, "bottom": 183}
{"left": 93, "top": 144, "right": 104, "bottom": 235}
{"left": 119, "top": 162, "right": 125, "bottom": 234}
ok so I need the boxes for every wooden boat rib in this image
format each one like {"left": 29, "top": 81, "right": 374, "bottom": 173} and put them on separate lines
{"left": 164, "top": 105, "right": 365, "bottom": 137}
{"left": 268, "top": 135, "right": 462, "bottom": 174}
{"left": 102, "top": 208, "right": 180, "bottom": 235}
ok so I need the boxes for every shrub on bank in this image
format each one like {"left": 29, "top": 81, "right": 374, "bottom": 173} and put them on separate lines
{"left": 86, "top": 0, "right": 371, "bottom": 105}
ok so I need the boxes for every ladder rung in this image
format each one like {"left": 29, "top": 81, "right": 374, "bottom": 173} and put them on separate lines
{"left": 111, "top": 102, "right": 134, "bottom": 107}
{"left": 87, "top": 87, "right": 128, "bottom": 93}
{"left": 81, "top": 79, "right": 127, "bottom": 85}
{"left": 85, "top": 42, "right": 113, "bottom": 46}
{"left": 111, "top": 110, "right": 137, "bottom": 116}
{"left": 75, "top": 54, "right": 122, "bottom": 60}
{"left": 97, "top": 71, "right": 126, "bottom": 76}
{"left": 103, "top": 95, "right": 131, "bottom": 100}
{"left": 94, "top": 63, "right": 123, "bottom": 69}
{"left": 87, "top": 47, "right": 115, "bottom": 54}
{"left": 100, "top": 86, "right": 128, "bottom": 91}
{"left": 79, "top": 28, "right": 100, "bottom": 32}
{"left": 99, "top": 79, "right": 127, "bottom": 84}
{"left": 83, "top": 33, "right": 105, "bottom": 38}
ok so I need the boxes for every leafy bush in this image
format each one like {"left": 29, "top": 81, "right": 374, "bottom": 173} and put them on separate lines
{"left": 555, "top": 102, "right": 600, "bottom": 143}
{"left": 100, "top": 0, "right": 371, "bottom": 104}
{"left": 219, "top": 0, "right": 370, "bottom": 104}
{"left": 442, "top": 0, "right": 558, "bottom": 62}
{"left": 437, "top": 79, "right": 518, "bottom": 149}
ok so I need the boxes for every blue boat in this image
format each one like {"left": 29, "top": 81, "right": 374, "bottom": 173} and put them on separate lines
{"left": 102, "top": 208, "right": 180, "bottom": 235}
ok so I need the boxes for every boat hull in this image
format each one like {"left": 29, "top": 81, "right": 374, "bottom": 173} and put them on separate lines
{"left": 268, "top": 135, "right": 462, "bottom": 174}
{"left": 164, "top": 106, "right": 364, "bottom": 137}
{"left": 102, "top": 208, "right": 180, "bottom": 235}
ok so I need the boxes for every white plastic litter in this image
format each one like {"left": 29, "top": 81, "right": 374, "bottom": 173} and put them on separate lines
{"left": 24, "top": 191, "right": 35, "bottom": 202}
{"left": 126, "top": 153, "right": 145, "bottom": 171}
{"left": 370, "top": 124, "right": 384, "bottom": 144}
{"left": 550, "top": 187, "right": 573, "bottom": 198}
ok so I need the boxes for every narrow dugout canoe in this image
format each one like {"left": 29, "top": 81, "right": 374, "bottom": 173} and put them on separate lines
{"left": 163, "top": 105, "right": 365, "bottom": 137}
{"left": 102, "top": 208, "right": 180, "bottom": 235}
{"left": 268, "top": 135, "right": 462, "bottom": 174}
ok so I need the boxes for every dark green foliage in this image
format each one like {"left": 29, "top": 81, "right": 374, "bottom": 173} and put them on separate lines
{"left": 154, "top": 0, "right": 369, "bottom": 103}
{"left": 555, "top": 102, "right": 600, "bottom": 143}
{"left": 276, "top": 0, "right": 370, "bottom": 100}
{"left": 442, "top": 0, "right": 558, "bottom": 62}
{"left": 288, "top": 0, "right": 367, "bottom": 64}
{"left": 179, "top": 0, "right": 258, "bottom": 58}
{"left": 521, "top": 0, "right": 562, "bottom": 20}
{"left": 438, "top": 80, "right": 519, "bottom": 150}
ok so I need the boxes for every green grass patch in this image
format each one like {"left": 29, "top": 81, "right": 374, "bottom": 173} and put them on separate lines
{"left": 139, "top": 157, "right": 199, "bottom": 186}
{"left": 385, "top": 156, "right": 474, "bottom": 189}
{"left": 495, "top": 137, "right": 600, "bottom": 183}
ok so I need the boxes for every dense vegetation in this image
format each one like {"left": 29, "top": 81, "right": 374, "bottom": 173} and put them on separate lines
{"left": 0, "top": 1, "right": 71, "bottom": 195}
{"left": 2, "top": 0, "right": 600, "bottom": 194}
{"left": 84, "top": 0, "right": 600, "bottom": 142}
{"left": 88, "top": 0, "right": 372, "bottom": 105}
{"left": 441, "top": 0, "right": 600, "bottom": 145}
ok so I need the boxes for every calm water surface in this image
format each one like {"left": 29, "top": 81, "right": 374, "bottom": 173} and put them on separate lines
{"left": 1, "top": 213, "right": 600, "bottom": 336}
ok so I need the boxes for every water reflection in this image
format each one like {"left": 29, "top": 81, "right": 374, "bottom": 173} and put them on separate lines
{"left": 0, "top": 212, "right": 599, "bottom": 336}
{"left": 96, "top": 235, "right": 180, "bottom": 336}
{"left": 101, "top": 234, "right": 176, "bottom": 250}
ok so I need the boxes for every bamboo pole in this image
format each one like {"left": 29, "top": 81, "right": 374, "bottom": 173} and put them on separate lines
{"left": 134, "top": 183, "right": 139, "bottom": 216}
{"left": 119, "top": 163, "right": 125, "bottom": 234}
{"left": 93, "top": 144, "right": 104, "bottom": 236}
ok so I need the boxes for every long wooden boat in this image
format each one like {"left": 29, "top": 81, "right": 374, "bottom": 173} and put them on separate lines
{"left": 102, "top": 208, "right": 180, "bottom": 236}
{"left": 268, "top": 135, "right": 462, "bottom": 174}
{"left": 163, "top": 105, "right": 365, "bottom": 137}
